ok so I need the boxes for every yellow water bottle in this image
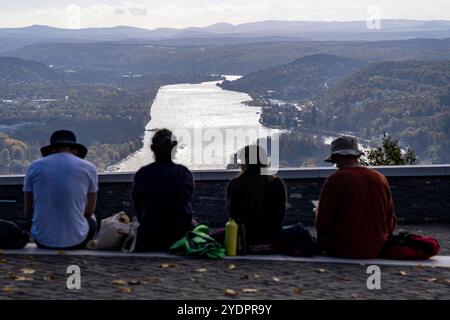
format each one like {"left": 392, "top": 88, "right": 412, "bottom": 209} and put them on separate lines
{"left": 225, "top": 219, "right": 238, "bottom": 256}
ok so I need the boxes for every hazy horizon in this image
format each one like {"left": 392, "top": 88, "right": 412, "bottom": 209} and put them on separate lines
{"left": 1, "top": 0, "right": 450, "bottom": 29}
{"left": 3, "top": 18, "right": 450, "bottom": 31}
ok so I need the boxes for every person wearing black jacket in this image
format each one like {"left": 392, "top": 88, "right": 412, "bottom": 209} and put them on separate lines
{"left": 132, "top": 129, "right": 194, "bottom": 251}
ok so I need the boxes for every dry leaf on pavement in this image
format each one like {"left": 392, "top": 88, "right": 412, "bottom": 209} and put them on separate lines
{"left": 118, "top": 287, "right": 132, "bottom": 294}
{"left": 112, "top": 279, "right": 127, "bottom": 286}
{"left": 20, "top": 268, "right": 36, "bottom": 275}
{"left": 343, "top": 276, "right": 352, "bottom": 282}
{"left": 228, "top": 264, "right": 236, "bottom": 270}
{"left": 399, "top": 271, "right": 408, "bottom": 276}
{"left": 44, "top": 273, "right": 59, "bottom": 281}
{"left": 242, "top": 288, "right": 258, "bottom": 293}
{"left": 272, "top": 276, "right": 281, "bottom": 282}
{"left": 11, "top": 274, "right": 33, "bottom": 281}
{"left": 224, "top": 289, "right": 239, "bottom": 297}
{"left": 293, "top": 287, "right": 304, "bottom": 294}
{"left": 159, "top": 263, "right": 176, "bottom": 269}
{"left": 128, "top": 280, "right": 146, "bottom": 285}
{"left": 196, "top": 268, "right": 208, "bottom": 273}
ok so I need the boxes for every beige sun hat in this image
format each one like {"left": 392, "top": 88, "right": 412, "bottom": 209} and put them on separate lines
{"left": 325, "top": 136, "right": 364, "bottom": 162}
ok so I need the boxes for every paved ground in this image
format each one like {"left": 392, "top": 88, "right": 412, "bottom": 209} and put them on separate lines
{"left": 0, "top": 224, "right": 449, "bottom": 300}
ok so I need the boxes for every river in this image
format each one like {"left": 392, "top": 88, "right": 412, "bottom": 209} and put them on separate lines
{"left": 109, "top": 76, "right": 279, "bottom": 172}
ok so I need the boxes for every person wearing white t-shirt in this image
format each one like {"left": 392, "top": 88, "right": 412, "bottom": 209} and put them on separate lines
{"left": 23, "top": 130, "right": 98, "bottom": 249}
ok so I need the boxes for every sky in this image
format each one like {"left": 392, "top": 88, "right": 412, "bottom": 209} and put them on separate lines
{"left": 0, "top": 0, "right": 449, "bottom": 29}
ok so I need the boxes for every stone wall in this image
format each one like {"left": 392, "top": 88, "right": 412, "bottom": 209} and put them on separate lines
{"left": 1, "top": 165, "right": 449, "bottom": 229}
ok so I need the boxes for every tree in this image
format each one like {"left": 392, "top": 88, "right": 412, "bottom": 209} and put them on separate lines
{"left": 362, "top": 134, "right": 417, "bottom": 166}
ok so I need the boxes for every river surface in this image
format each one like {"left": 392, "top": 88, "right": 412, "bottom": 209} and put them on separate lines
{"left": 109, "top": 77, "right": 279, "bottom": 171}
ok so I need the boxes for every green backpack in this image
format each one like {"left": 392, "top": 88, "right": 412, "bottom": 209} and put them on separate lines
{"left": 169, "top": 224, "right": 226, "bottom": 260}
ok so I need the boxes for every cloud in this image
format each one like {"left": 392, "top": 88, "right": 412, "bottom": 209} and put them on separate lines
{"left": 114, "top": 8, "right": 127, "bottom": 15}
{"left": 127, "top": 7, "right": 148, "bottom": 16}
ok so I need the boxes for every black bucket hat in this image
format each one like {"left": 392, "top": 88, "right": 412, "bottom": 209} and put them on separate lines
{"left": 40, "top": 130, "right": 88, "bottom": 159}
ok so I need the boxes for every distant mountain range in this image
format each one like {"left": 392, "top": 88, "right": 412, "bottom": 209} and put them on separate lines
{"left": 4, "top": 37, "right": 450, "bottom": 75}
{"left": 2, "top": 19, "right": 450, "bottom": 52}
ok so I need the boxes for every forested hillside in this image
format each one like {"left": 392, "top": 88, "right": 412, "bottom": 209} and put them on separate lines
{"left": 220, "top": 54, "right": 366, "bottom": 101}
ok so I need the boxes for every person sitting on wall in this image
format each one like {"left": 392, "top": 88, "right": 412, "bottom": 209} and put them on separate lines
{"left": 132, "top": 128, "right": 194, "bottom": 251}
{"left": 226, "top": 144, "right": 288, "bottom": 251}
{"left": 316, "top": 136, "right": 397, "bottom": 259}
{"left": 23, "top": 130, "right": 98, "bottom": 250}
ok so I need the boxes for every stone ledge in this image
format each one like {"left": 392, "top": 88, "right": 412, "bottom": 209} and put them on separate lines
{"left": 1, "top": 165, "right": 449, "bottom": 185}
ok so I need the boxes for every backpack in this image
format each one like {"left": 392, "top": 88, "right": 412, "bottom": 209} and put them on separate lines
{"left": 281, "top": 223, "right": 323, "bottom": 257}
{"left": 0, "top": 219, "right": 29, "bottom": 249}
{"left": 169, "top": 224, "right": 226, "bottom": 260}
{"left": 381, "top": 232, "right": 440, "bottom": 260}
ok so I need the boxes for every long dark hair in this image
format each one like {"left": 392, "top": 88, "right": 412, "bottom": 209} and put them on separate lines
{"left": 151, "top": 128, "right": 177, "bottom": 163}
{"left": 228, "top": 145, "right": 274, "bottom": 219}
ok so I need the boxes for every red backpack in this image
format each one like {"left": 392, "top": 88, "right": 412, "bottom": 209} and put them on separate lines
{"left": 381, "top": 232, "right": 440, "bottom": 260}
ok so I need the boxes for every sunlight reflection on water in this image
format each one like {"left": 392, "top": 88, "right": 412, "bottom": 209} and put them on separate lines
{"left": 109, "top": 77, "right": 278, "bottom": 171}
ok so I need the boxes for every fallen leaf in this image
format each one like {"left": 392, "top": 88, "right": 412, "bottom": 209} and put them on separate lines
{"left": 2, "top": 287, "right": 14, "bottom": 293}
{"left": 224, "top": 289, "right": 239, "bottom": 297}
{"left": 44, "top": 273, "right": 59, "bottom": 281}
{"left": 159, "top": 263, "right": 176, "bottom": 269}
{"left": 196, "top": 268, "right": 208, "bottom": 273}
{"left": 20, "top": 268, "right": 36, "bottom": 275}
{"left": 316, "top": 268, "right": 327, "bottom": 273}
{"left": 254, "top": 274, "right": 261, "bottom": 279}
{"left": 118, "top": 287, "right": 132, "bottom": 294}
{"left": 416, "top": 264, "right": 425, "bottom": 269}
{"left": 112, "top": 279, "right": 127, "bottom": 286}
{"left": 426, "top": 278, "right": 437, "bottom": 283}
{"left": 446, "top": 279, "right": 450, "bottom": 284}
{"left": 11, "top": 274, "right": 33, "bottom": 281}
{"left": 228, "top": 264, "right": 237, "bottom": 270}
{"left": 343, "top": 276, "right": 352, "bottom": 282}
{"left": 57, "top": 249, "right": 65, "bottom": 255}
{"left": 351, "top": 294, "right": 358, "bottom": 299}
{"left": 293, "top": 287, "right": 304, "bottom": 295}
{"left": 26, "top": 256, "right": 34, "bottom": 263}
{"left": 399, "top": 271, "right": 408, "bottom": 276}
{"left": 242, "top": 288, "right": 258, "bottom": 293}
{"left": 272, "top": 276, "right": 281, "bottom": 282}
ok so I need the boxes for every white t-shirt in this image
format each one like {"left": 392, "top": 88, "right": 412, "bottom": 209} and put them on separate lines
{"left": 23, "top": 152, "right": 98, "bottom": 248}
